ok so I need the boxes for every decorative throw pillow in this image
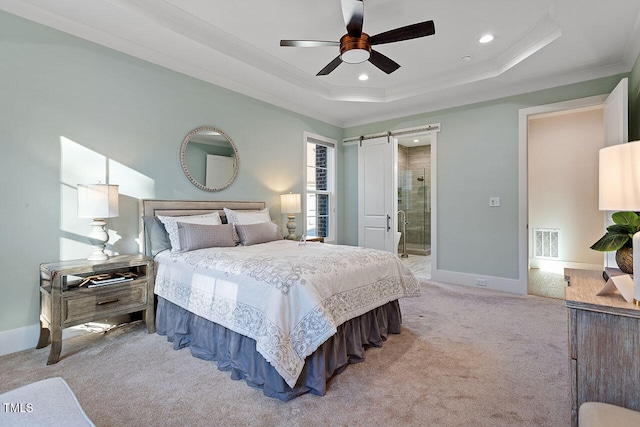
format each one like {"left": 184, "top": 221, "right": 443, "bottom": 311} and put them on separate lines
{"left": 157, "top": 212, "right": 222, "bottom": 253}
{"left": 223, "top": 207, "right": 271, "bottom": 225}
{"left": 235, "top": 222, "right": 282, "bottom": 246}
{"left": 142, "top": 216, "right": 171, "bottom": 256}
{"left": 177, "top": 223, "right": 236, "bottom": 251}
{"left": 223, "top": 207, "right": 272, "bottom": 243}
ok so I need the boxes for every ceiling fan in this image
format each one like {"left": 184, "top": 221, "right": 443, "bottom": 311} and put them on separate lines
{"left": 280, "top": 0, "right": 435, "bottom": 76}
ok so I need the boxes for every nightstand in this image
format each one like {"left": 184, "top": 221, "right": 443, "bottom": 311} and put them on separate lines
{"left": 37, "top": 254, "right": 155, "bottom": 365}
{"left": 306, "top": 237, "right": 325, "bottom": 243}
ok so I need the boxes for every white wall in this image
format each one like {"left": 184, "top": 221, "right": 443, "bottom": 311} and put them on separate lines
{"left": 528, "top": 107, "right": 605, "bottom": 270}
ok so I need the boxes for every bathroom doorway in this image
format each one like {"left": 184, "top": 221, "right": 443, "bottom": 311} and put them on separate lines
{"left": 351, "top": 124, "right": 438, "bottom": 282}
{"left": 397, "top": 134, "right": 431, "bottom": 257}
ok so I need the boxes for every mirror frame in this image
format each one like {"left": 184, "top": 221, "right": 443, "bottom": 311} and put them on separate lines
{"left": 180, "top": 126, "right": 240, "bottom": 192}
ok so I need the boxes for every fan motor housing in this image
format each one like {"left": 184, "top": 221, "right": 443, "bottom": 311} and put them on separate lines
{"left": 340, "top": 33, "right": 371, "bottom": 63}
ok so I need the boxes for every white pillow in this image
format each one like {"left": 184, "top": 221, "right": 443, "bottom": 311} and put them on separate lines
{"left": 223, "top": 207, "right": 271, "bottom": 225}
{"left": 223, "top": 207, "right": 272, "bottom": 244}
{"left": 157, "top": 212, "right": 222, "bottom": 253}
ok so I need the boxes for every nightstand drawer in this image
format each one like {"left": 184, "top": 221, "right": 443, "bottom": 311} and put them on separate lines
{"left": 62, "top": 282, "right": 148, "bottom": 326}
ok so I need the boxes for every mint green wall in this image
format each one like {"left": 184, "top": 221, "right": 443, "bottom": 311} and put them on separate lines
{"left": 629, "top": 52, "right": 640, "bottom": 141}
{"left": 343, "top": 75, "right": 628, "bottom": 280}
{"left": 0, "top": 11, "right": 342, "bottom": 333}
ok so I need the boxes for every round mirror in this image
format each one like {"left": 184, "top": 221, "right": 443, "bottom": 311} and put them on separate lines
{"left": 180, "top": 126, "right": 239, "bottom": 191}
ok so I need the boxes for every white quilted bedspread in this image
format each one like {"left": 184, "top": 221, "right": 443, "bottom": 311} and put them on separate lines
{"left": 154, "top": 240, "right": 420, "bottom": 387}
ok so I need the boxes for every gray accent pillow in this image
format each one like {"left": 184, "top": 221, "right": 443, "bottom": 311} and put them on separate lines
{"left": 223, "top": 207, "right": 272, "bottom": 244}
{"left": 177, "top": 222, "right": 236, "bottom": 251}
{"left": 142, "top": 216, "right": 171, "bottom": 256}
{"left": 235, "top": 222, "right": 282, "bottom": 246}
{"left": 158, "top": 212, "right": 223, "bottom": 253}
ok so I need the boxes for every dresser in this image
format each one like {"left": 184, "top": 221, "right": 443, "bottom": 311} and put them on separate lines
{"left": 564, "top": 268, "right": 640, "bottom": 427}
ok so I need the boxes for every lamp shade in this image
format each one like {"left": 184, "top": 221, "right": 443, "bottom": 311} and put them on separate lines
{"left": 77, "top": 184, "right": 119, "bottom": 219}
{"left": 280, "top": 193, "right": 301, "bottom": 214}
{"left": 599, "top": 141, "right": 640, "bottom": 211}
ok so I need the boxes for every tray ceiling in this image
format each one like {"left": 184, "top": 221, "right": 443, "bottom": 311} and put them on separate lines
{"left": 2, "top": 0, "right": 639, "bottom": 127}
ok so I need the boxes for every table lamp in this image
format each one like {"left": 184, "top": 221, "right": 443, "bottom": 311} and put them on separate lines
{"left": 281, "top": 193, "right": 301, "bottom": 240}
{"left": 598, "top": 141, "right": 640, "bottom": 305}
{"left": 77, "top": 184, "right": 119, "bottom": 260}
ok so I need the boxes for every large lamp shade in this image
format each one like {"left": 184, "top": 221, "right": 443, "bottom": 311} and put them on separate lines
{"left": 280, "top": 193, "right": 301, "bottom": 214}
{"left": 599, "top": 141, "right": 640, "bottom": 211}
{"left": 78, "top": 184, "right": 119, "bottom": 219}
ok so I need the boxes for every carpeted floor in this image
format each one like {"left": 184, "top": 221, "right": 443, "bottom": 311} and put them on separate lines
{"left": 0, "top": 280, "right": 570, "bottom": 427}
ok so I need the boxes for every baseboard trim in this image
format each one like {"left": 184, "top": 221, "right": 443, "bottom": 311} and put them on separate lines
{"left": 0, "top": 324, "right": 88, "bottom": 357}
{"left": 432, "top": 269, "right": 526, "bottom": 295}
{"left": 529, "top": 259, "right": 602, "bottom": 272}
{"left": 0, "top": 324, "right": 40, "bottom": 357}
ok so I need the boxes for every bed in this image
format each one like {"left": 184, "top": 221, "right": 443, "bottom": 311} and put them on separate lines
{"left": 141, "top": 199, "right": 420, "bottom": 400}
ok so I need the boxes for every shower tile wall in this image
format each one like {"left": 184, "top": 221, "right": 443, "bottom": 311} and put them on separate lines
{"left": 398, "top": 144, "right": 431, "bottom": 255}
{"left": 398, "top": 144, "right": 409, "bottom": 210}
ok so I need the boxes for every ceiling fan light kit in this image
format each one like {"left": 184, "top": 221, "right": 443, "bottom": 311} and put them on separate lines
{"left": 280, "top": 0, "right": 435, "bottom": 76}
{"left": 340, "top": 33, "right": 371, "bottom": 63}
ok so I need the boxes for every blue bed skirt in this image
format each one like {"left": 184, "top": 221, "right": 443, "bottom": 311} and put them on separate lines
{"left": 156, "top": 297, "right": 402, "bottom": 401}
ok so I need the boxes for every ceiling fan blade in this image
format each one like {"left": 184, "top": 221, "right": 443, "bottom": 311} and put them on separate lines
{"left": 317, "top": 56, "right": 343, "bottom": 76}
{"left": 341, "top": 0, "right": 364, "bottom": 37}
{"left": 369, "top": 50, "right": 400, "bottom": 74}
{"left": 369, "top": 20, "right": 435, "bottom": 45}
{"left": 280, "top": 40, "right": 340, "bottom": 47}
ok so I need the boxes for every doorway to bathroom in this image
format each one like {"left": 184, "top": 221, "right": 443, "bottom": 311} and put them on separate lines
{"left": 351, "top": 124, "right": 439, "bottom": 282}
{"left": 397, "top": 133, "right": 432, "bottom": 279}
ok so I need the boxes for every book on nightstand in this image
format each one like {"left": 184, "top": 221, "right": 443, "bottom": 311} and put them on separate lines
{"left": 87, "top": 277, "right": 134, "bottom": 288}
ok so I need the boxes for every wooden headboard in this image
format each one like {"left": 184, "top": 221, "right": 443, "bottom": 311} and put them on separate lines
{"left": 139, "top": 199, "right": 266, "bottom": 255}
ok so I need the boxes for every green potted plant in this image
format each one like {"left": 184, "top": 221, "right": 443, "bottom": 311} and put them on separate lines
{"left": 590, "top": 211, "right": 640, "bottom": 274}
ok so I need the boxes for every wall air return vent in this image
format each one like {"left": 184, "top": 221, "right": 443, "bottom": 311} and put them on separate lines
{"left": 534, "top": 228, "right": 559, "bottom": 259}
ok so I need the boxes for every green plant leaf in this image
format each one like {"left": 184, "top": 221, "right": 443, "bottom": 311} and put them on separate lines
{"left": 612, "top": 211, "right": 639, "bottom": 227}
{"left": 590, "top": 211, "right": 640, "bottom": 252}
{"left": 590, "top": 233, "right": 630, "bottom": 251}
{"left": 607, "top": 223, "right": 636, "bottom": 235}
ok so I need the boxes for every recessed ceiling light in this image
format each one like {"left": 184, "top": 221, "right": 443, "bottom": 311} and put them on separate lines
{"left": 479, "top": 34, "right": 494, "bottom": 44}
{"left": 461, "top": 55, "right": 473, "bottom": 62}
{"left": 358, "top": 74, "right": 369, "bottom": 81}
{"left": 413, "top": 139, "right": 419, "bottom": 143}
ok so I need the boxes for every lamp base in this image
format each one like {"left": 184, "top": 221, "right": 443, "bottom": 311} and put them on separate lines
{"left": 286, "top": 214, "right": 297, "bottom": 240}
{"left": 87, "top": 251, "right": 109, "bottom": 261}
{"left": 87, "top": 218, "right": 110, "bottom": 261}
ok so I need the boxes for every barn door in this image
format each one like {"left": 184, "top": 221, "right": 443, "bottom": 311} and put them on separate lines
{"left": 358, "top": 135, "right": 397, "bottom": 252}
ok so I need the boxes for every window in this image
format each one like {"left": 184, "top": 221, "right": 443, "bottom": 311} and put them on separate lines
{"left": 304, "top": 132, "right": 336, "bottom": 242}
